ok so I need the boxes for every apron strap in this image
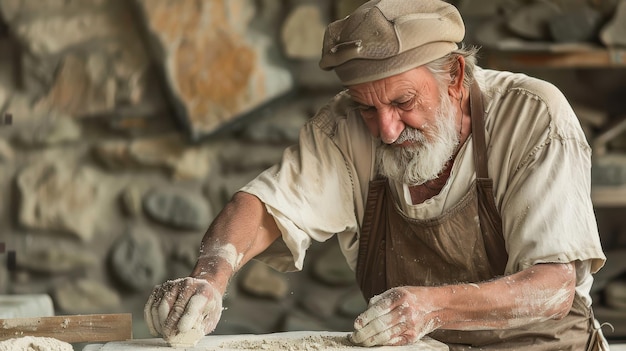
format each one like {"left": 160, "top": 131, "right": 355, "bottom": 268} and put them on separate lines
{"left": 469, "top": 80, "right": 508, "bottom": 276}
{"left": 470, "top": 81, "right": 489, "bottom": 179}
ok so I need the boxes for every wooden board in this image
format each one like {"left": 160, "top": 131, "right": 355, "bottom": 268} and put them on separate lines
{"left": 82, "top": 331, "right": 449, "bottom": 351}
{"left": 0, "top": 313, "right": 132, "bottom": 343}
{"left": 592, "top": 185, "right": 626, "bottom": 207}
{"left": 482, "top": 46, "right": 626, "bottom": 69}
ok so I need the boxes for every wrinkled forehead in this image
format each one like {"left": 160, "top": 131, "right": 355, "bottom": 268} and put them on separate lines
{"left": 346, "top": 67, "right": 440, "bottom": 105}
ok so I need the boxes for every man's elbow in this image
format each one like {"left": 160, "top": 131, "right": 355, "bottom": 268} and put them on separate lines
{"left": 548, "top": 270, "right": 577, "bottom": 320}
{"left": 550, "top": 292, "right": 575, "bottom": 320}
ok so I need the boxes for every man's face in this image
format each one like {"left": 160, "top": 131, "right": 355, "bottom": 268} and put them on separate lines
{"left": 348, "top": 66, "right": 460, "bottom": 186}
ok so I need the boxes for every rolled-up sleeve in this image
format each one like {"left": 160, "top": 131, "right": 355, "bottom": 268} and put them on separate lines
{"left": 240, "top": 107, "right": 362, "bottom": 272}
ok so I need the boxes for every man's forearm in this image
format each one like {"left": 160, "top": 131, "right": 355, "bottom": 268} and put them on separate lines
{"left": 350, "top": 262, "right": 578, "bottom": 347}
{"left": 435, "top": 262, "right": 577, "bottom": 330}
{"left": 189, "top": 191, "right": 282, "bottom": 292}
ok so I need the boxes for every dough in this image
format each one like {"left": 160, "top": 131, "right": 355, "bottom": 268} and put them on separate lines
{"left": 166, "top": 328, "right": 205, "bottom": 348}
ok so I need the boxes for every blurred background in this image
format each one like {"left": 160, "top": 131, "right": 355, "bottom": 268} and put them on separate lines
{"left": 1, "top": 0, "right": 626, "bottom": 348}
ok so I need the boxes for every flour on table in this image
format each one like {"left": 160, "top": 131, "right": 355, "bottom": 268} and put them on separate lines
{"left": 220, "top": 334, "right": 354, "bottom": 350}
{"left": 0, "top": 336, "right": 73, "bottom": 351}
{"left": 217, "top": 333, "right": 448, "bottom": 351}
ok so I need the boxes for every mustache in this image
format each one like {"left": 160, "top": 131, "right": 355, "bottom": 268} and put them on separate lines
{"left": 392, "top": 127, "right": 426, "bottom": 145}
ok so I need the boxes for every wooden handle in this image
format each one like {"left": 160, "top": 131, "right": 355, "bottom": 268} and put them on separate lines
{"left": 0, "top": 313, "right": 132, "bottom": 343}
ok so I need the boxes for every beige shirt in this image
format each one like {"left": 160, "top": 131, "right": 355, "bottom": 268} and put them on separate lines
{"left": 241, "top": 67, "right": 606, "bottom": 305}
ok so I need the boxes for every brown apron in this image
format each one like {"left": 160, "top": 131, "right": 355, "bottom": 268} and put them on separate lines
{"left": 355, "top": 82, "right": 605, "bottom": 350}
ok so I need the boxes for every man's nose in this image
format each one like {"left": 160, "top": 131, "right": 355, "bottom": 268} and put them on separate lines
{"left": 378, "top": 109, "right": 404, "bottom": 144}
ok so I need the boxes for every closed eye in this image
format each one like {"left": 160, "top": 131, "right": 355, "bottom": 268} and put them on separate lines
{"left": 352, "top": 104, "right": 376, "bottom": 119}
{"left": 394, "top": 98, "right": 415, "bottom": 111}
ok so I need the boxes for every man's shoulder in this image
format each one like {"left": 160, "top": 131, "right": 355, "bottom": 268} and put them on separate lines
{"left": 480, "top": 68, "right": 569, "bottom": 112}
{"left": 309, "top": 90, "right": 356, "bottom": 136}
{"left": 305, "top": 90, "right": 374, "bottom": 169}
{"left": 479, "top": 67, "right": 580, "bottom": 139}
{"left": 479, "top": 68, "right": 590, "bottom": 157}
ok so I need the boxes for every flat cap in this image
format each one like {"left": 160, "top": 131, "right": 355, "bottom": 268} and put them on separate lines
{"left": 319, "top": 0, "right": 465, "bottom": 85}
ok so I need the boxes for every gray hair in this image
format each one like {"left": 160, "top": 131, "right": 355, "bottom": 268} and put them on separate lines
{"left": 425, "top": 44, "right": 480, "bottom": 91}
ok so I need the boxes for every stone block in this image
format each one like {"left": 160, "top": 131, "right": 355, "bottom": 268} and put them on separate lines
{"left": 507, "top": 1, "right": 561, "bottom": 41}
{"left": 52, "top": 279, "right": 121, "bottom": 314}
{"left": 142, "top": 188, "right": 211, "bottom": 231}
{"left": 17, "top": 160, "right": 100, "bottom": 241}
{"left": 134, "top": 0, "right": 294, "bottom": 140}
{"left": 601, "top": 0, "right": 626, "bottom": 47}
{"left": 0, "top": 294, "right": 54, "bottom": 318}
{"left": 549, "top": 6, "right": 603, "bottom": 43}
{"left": 109, "top": 226, "right": 165, "bottom": 292}
{"left": 281, "top": 4, "right": 326, "bottom": 60}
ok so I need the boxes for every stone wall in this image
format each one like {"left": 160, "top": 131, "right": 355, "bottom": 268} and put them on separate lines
{"left": 0, "top": 0, "right": 626, "bottom": 344}
{"left": 0, "top": 0, "right": 368, "bottom": 341}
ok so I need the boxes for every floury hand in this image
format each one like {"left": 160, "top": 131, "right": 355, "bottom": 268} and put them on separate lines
{"left": 144, "top": 277, "right": 223, "bottom": 347}
{"left": 350, "top": 287, "right": 441, "bottom": 346}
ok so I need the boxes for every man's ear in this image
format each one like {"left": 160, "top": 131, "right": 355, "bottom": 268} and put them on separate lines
{"left": 448, "top": 55, "right": 466, "bottom": 100}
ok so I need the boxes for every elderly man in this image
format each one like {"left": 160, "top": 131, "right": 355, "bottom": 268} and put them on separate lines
{"left": 144, "top": 0, "right": 608, "bottom": 349}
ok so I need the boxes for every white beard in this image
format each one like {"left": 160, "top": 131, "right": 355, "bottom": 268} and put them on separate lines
{"left": 375, "top": 90, "right": 460, "bottom": 186}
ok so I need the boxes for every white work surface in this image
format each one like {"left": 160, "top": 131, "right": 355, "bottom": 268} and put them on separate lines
{"left": 0, "top": 294, "right": 54, "bottom": 318}
{"left": 81, "top": 331, "right": 449, "bottom": 351}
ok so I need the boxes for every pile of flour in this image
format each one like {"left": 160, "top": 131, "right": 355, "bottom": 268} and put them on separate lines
{"left": 0, "top": 336, "right": 73, "bottom": 351}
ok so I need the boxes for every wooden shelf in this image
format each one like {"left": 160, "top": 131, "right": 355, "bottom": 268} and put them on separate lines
{"left": 592, "top": 185, "right": 626, "bottom": 207}
{"left": 482, "top": 45, "right": 626, "bottom": 69}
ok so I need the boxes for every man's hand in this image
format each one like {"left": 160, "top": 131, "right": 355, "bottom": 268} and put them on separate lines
{"left": 144, "top": 277, "right": 223, "bottom": 346}
{"left": 350, "top": 263, "right": 577, "bottom": 347}
{"left": 350, "top": 287, "right": 440, "bottom": 346}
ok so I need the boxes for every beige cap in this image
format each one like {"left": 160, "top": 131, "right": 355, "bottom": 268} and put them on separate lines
{"left": 319, "top": 0, "right": 465, "bottom": 85}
